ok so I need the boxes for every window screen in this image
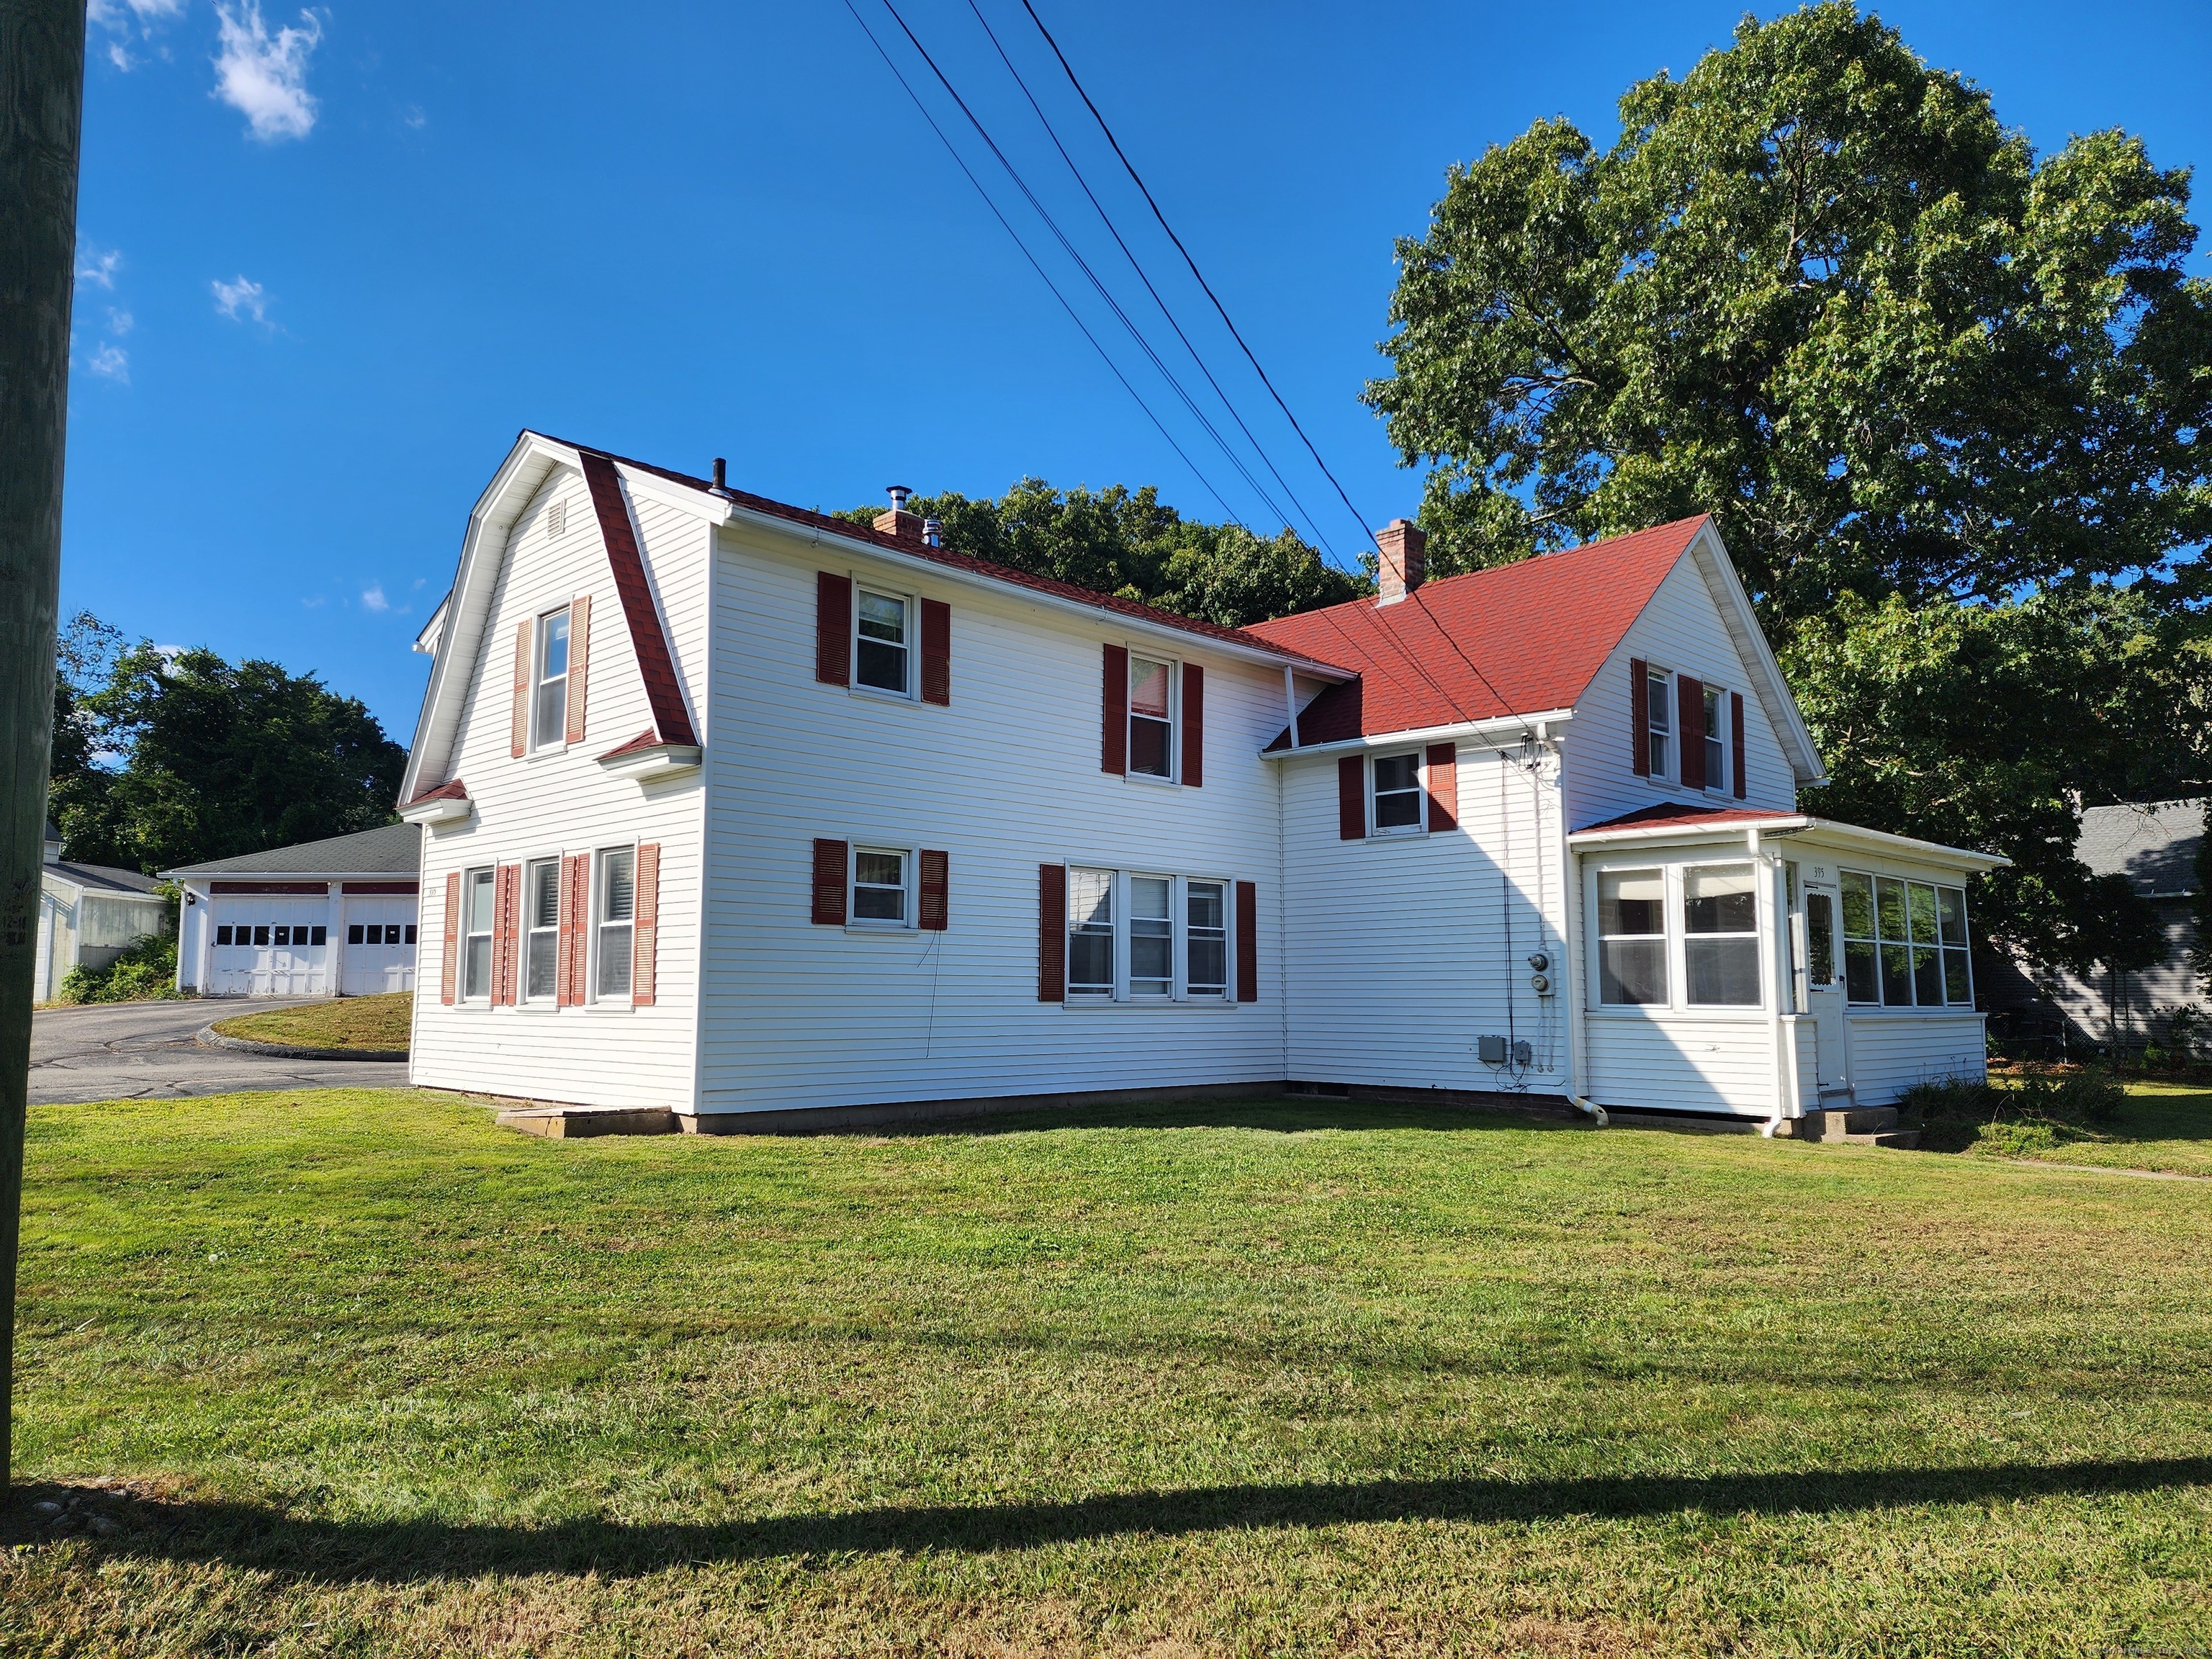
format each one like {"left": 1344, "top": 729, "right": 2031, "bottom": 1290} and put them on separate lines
{"left": 1683, "top": 865, "right": 1759, "bottom": 1006}
{"left": 1597, "top": 869, "right": 1665, "bottom": 1005}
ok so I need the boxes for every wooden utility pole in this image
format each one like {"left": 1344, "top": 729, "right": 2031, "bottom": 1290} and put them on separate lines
{"left": 0, "top": 0, "right": 86, "bottom": 1495}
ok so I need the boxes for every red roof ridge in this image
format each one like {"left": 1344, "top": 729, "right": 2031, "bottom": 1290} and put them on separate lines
{"left": 535, "top": 432, "right": 1354, "bottom": 675}
{"left": 404, "top": 778, "right": 469, "bottom": 806}
{"left": 597, "top": 728, "right": 676, "bottom": 761}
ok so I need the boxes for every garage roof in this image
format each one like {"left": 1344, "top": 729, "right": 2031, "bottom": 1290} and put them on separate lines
{"left": 161, "top": 822, "right": 423, "bottom": 879}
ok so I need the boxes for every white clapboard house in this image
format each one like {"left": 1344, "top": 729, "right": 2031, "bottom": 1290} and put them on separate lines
{"left": 396, "top": 431, "right": 2003, "bottom": 1132}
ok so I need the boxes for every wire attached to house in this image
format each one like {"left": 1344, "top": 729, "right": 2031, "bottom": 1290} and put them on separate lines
{"left": 1017, "top": 0, "right": 1383, "bottom": 557}
{"left": 962, "top": 0, "right": 1344, "bottom": 566}
{"left": 873, "top": 0, "right": 1305, "bottom": 539}
{"left": 840, "top": 0, "right": 1246, "bottom": 527}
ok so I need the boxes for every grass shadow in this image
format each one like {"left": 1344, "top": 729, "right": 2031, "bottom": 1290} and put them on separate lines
{"left": 14, "top": 1457, "right": 2208, "bottom": 1584}
{"left": 834, "top": 1095, "right": 1583, "bottom": 1141}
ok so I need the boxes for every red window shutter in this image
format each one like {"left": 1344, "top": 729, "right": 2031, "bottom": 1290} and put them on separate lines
{"left": 566, "top": 854, "right": 590, "bottom": 1005}
{"left": 1101, "top": 644, "right": 1128, "bottom": 775}
{"left": 1337, "top": 754, "right": 1366, "bottom": 840}
{"left": 1235, "top": 881, "right": 1258, "bottom": 1004}
{"left": 1629, "top": 657, "right": 1648, "bottom": 777}
{"left": 1038, "top": 863, "right": 1066, "bottom": 1002}
{"left": 440, "top": 873, "right": 460, "bottom": 1004}
{"left": 817, "top": 572, "right": 853, "bottom": 686}
{"left": 1731, "top": 692, "right": 1748, "bottom": 799}
{"left": 511, "top": 621, "right": 531, "bottom": 757}
{"left": 631, "top": 842, "right": 660, "bottom": 1007}
{"left": 1179, "top": 662, "right": 1205, "bottom": 788}
{"left": 565, "top": 593, "right": 591, "bottom": 744}
{"left": 554, "top": 853, "right": 580, "bottom": 1007}
{"left": 919, "top": 848, "right": 949, "bottom": 931}
{"left": 492, "top": 863, "right": 521, "bottom": 1006}
{"left": 920, "top": 598, "right": 950, "bottom": 706}
{"left": 1678, "top": 675, "right": 1705, "bottom": 791}
{"left": 1425, "top": 742, "right": 1458, "bottom": 832}
{"left": 811, "top": 838, "right": 848, "bottom": 926}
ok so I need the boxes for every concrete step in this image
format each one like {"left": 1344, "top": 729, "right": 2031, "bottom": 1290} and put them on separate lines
{"left": 1818, "top": 1105, "right": 1899, "bottom": 1142}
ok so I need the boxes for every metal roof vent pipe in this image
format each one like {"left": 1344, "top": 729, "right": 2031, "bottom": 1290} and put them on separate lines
{"left": 709, "top": 457, "right": 732, "bottom": 498}
{"left": 922, "top": 516, "right": 943, "bottom": 548}
{"left": 875, "top": 485, "right": 925, "bottom": 543}
{"left": 1376, "top": 518, "right": 1426, "bottom": 605}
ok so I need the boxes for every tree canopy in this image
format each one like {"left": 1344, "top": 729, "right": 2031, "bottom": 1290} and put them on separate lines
{"left": 48, "top": 614, "right": 407, "bottom": 874}
{"left": 1366, "top": 0, "right": 2212, "bottom": 973}
{"left": 838, "top": 477, "right": 1370, "bottom": 630}
{"left": 1366, "top": 1, "right": 2211, "bottom": 616}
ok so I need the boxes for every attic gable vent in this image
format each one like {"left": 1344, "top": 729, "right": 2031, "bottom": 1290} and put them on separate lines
{"left": 547, "top": 499, "right": 567, "bottom": 539}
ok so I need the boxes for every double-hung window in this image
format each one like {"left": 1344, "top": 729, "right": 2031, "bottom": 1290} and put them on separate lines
{"left": 524, "top": 858, "right": 560, "bottom": 1001}
{"left": 1645, "top": 665, "right": 1672, "bottom": 778}
{"left": 1066, "top": 867, "right": 1231, "bottom": 1002}
{"left": 1839, "top": 869, "right": 1973, "bottom": 1009}
{"left": 1128, "top": 656, "right": 1174, "bottom": 778}
{"left": 855, "top": 588, "right": 910, "bottom": 694}
{"left": 1597, "top": 869, "right": 1666, "bottom": 1005}
{"left": 595, "top": 847, "right": 635, "bottom": 999}
{"left": 534, "top": 607, "right": 570, "bottom": 750}
{"left": 852, "top": 847, "right": 909, "bottom": 925}
{"left": 1372, "top": 752, "right": 1424, "bottom": 832}
{"left": 462, "top": 867, "right": 495, "bottom": 999}
{"left": 1701, "top": 685, "right": 1727, "bottom": 794}
{"left": 1683, "top": 865, "right": 1758, "bottom": 1005}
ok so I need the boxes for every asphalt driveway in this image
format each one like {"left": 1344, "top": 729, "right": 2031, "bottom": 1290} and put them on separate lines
{"left": 30, "top": 999, "right": 411, "bottom": 1105}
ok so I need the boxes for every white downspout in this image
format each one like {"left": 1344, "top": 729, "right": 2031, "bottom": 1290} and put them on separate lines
{"left": 1282, "top": 667, "right": 1300, "bottom": 750}
{"left": 1551, "top": 727, "right": 1606, "bottom": 1127}
{"left": 1754, "top": 825, "right": 1788, "bottom": 1137}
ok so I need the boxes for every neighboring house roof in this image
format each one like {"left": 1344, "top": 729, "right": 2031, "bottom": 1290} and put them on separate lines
{"left": 159, "top": 822, "right": 423, "bottom": 879}
{"left": 1245, "top": 517, "right": 1779, "bottom": 754}
{"left": 45, "top": 860, "right": 166, "bottom": 899}
{"left": 2076, "top": 799, "right": 2203, "bottom": 899}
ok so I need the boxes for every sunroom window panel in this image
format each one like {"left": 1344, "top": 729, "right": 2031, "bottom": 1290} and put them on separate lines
{"left": 1683, "top": 865, "right": 1759, "bottom": 1007}
{"left": 1129, "top": 876, "right": 1172, "bottom": 996}
{"left": 1840, "top": 871, "right": 1879, "bottom": 1003}
{"left": 1597, "top": 869, "right": 1666, "bottom": 1006}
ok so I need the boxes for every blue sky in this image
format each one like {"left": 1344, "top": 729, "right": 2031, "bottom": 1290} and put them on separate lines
{"left": 64, "top": 0, "right": 2212, "bottom": 741}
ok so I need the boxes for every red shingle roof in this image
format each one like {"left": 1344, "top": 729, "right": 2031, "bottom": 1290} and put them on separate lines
{"left": 1570, "top": 804, "right": 1803, "bottom": 837}
{"left": 1245, "top": 517, "right": 1709, "bottom": 748}
{"left": 547, "top": 435, "right": 1352, "bottom": 676}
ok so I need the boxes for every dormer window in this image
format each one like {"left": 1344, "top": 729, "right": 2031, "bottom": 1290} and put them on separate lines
{"left": 534, "top": 607, "right": 571, "bottom": 750}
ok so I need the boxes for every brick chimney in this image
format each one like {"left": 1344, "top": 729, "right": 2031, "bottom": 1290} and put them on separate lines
{"left": 875, "top": 484, "right": 925, "bottom": 543}
{"left": 1376, "top": 518, "right": 1426, "bottom": 604}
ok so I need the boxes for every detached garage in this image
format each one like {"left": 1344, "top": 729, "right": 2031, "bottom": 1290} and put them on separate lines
{"left": 164, "top": 823, "right": 424, "bottom": 999}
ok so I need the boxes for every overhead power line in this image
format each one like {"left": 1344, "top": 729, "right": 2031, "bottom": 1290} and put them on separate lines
{"left": 873, "top": 0, "right": 1306, "bottom": 539}
{"left": 1017, "top": 0, "right": 1383, "bottom": 555}
{"left": 839, "top": 0, "right": 1250, "bottom": 528}
{"left": 960, "top": 0, "right": 1344, "bottom": 565}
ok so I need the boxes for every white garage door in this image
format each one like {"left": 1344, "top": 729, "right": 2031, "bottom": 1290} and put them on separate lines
{"left": 341, "top": 897, "right": 418, "bottom": 996}
{"left": 210, "top": 899, "right": 331, "bottom": 997}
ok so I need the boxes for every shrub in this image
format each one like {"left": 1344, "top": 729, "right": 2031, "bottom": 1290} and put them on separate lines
{"left": 1897, "top": 1066, "right": 2124, "bottom": 1154}
{"left": 55, "top": 933, "right": 181, "bottom": 1004}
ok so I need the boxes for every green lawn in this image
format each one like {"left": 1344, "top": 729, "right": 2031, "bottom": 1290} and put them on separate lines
{"left": 1982, "top": 1078, "right": 2212, "bottom": 1178}
{"left": 7, "top": 1087, "right": 2211, "bottom": 1657}
{"left": 210, "top": 991, "right": 412, "bottom": 1052}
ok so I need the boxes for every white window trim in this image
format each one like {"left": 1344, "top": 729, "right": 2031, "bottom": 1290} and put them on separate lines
{"left": 851, "top": 580, "right": 917, "bottom": 702}
{"left": 588, "top": 841, "right": 639, "bottom": 1008}
{"left": 847, "top": 840, "right": 920, "bottom": 933}
{"left": 518, "top": 853, "right": 564, "bottom": 1009}
{"left": 1063, "top": 864, "right": 1236, "bottom": 1006}
{"left": 1681, "top": 860, "right": 1761, "bottom": 1010}
{"left": 531, "top": 606, "right": 572, "bottom": 756}
{"left": 1125, "top": 649, "right": 1181, "bottom": 786}
{"left": 1370, "top": 749, "right": 1428, "bottom": 837}
{"left": 1644, "top": 662, "right": 1673, "bottom": 785}
{"left": 1835, "top": 866, "right": 1977, "bottom": 1015}
{"left": 1700, "top": 683, "right": 1730, "bottom": 797}
{"left": 1583, "top": 856, "right": 1770, "bottom": 1020}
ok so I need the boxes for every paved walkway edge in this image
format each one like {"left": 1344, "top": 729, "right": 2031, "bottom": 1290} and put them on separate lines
{"left": 196, "top": 1025, "right": 409, "bottom": 1064}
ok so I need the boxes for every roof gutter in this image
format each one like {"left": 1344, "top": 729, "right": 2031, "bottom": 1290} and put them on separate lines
{"left": 1261, "top": 709, "right": 1576, "bottom": 762}
{"left": 723, "top": 499, "right": 1355, "bottom": 682}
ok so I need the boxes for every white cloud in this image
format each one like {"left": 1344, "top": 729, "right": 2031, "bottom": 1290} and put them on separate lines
{"left": 212, "top": 274, "right": 268, "bottom": 323}
{"left": 401, "top": 104, "right": 426, "bottom": 130}
{"left": 212, "top": 3, "right": 323, "bottom": 142}
{"left": 86, "top": 342, "right": 130, "bottom": 382}
{"left": 301, "top": 594, "right": 327, "bottom": 608}
{"left": 76, "top": 246, "right": 122, "bottom": 289}
{"left": 361, "top": 583, "right": 390, "bottom": 613}
{"left": 90, "top": 0, "right": 185, "bottom": 71}
{"left": 107, "top": 307, "right": 134, "bottom": 336}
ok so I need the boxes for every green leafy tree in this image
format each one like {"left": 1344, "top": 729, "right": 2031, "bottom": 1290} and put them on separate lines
{"left": 50, "top": 631, "right": 406, "bottom": 874}
{"left": 1365, "top": 1, "right": 2212, "bottom": 611}
{"left": 840, "top": 478, "right": 1369, "bottom": 629}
